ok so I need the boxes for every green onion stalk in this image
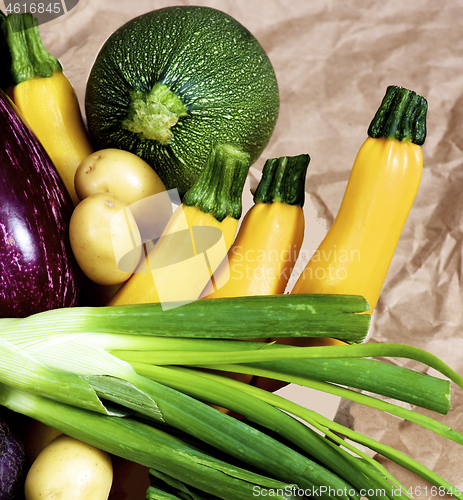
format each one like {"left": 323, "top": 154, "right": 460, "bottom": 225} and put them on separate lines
{"left": 109, "top": 339, "right": 452, "bottom": 414}
{"left": 1, "top": 297, "right": 463, "bottom": 499}
{"left": 128, "top": 362, "right": 410, "bottom": 500}
{"left": 170, "top": 367, "right": 462, "bottom": 498}
{"left": 0, "top": 335, "right": 356, "bottom": 500}
{"left": 123, "top": 363, "right": 463, "bottom": 499}
{"left": 0, "top": 294, "right": 371, "bottom": 342}
{"left": 110, "top": 343, "right": 463, "bottom": 497}
{"left": 0, "top": 385, "right": 295, "bottom": 500}
{"left": 147, "top": 469, "right": 224, "bottom": 499}
{"left": 2, "top": 300, "right": 451, "bottom": 413}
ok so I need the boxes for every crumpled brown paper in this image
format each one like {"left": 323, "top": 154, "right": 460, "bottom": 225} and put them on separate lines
{"left": 38, "top": 0, "right": 463, "bottom": 496}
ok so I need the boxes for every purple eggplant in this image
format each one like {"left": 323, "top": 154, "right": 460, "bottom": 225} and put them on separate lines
{"left": 0, "top": 411, "right": 28, "bottom": 500}
{"left": 0, "top": 89, "right": 82, "bottom": 317}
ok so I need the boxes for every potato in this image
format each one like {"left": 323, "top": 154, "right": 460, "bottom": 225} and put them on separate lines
{"left": 24, "top": 434, "right": 113, "bottom": 500}
{"left": 75, "top": 148, "right": 166, "bottom": 204}
{"left": 70, "top": 193, "right": 142, "bottom": 286}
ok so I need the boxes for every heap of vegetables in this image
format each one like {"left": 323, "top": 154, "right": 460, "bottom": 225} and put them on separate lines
{"left": 0, "top": 6, "right": 462, "bottom": 500}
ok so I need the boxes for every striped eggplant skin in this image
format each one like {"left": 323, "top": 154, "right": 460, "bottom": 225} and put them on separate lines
{"left": 0, "top": 89, "right": 82, "bottom": 317}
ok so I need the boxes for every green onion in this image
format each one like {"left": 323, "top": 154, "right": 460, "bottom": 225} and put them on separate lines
{"left": 247, "top": 356, "right": 450, "bottom": 414}
{"left": 201, "top": 363, "right": 463, "bottom": 446}
{"left": 147, "top": 469, "right": 235, "bottom": 500}
{"left": 0, "top": 294, "right": 370, "bottom": 342}
{"left": 110, "top": 342, "right": 463, "bottom": 389}
{"left": 0, "top": 385, "right": 295, "bottom": 500}
{"left": 0, "top": 338, "right": 108, "bottom": 414}
{"left": 146, "top": 486, "right": 188, "bottom": 500}
{"left": 7, "top": 327, "right": 451, "bottom": 414}
{"left": 0, "top": 333, "right": 357, "bottom": 500}
{"left": 128, "top": 362, "right": 410, "bottom": 500}
{"left": 1, "top": 296, "right": 462, "bottom": 500}
{"left": 184, "top": 368, "right": 463, "bottom": 499}
{"left": 110, "top": 341, "right": 453, "bottom": 414}
{"left": 86, "top": 372, "right": 356, "bottom": 499}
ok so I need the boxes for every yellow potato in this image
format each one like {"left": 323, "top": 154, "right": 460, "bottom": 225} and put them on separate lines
{"left": 75, "top": 148, "right": 166, "bottom": 204}
{"left": 70, "top": 193, "right": 142, "bottom": 286}
{"left": 24, "top": 434, "right": 113, "bottom": 500}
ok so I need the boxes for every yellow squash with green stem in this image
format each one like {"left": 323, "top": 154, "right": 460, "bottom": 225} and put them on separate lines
{"left": 108, "top": 143, "right": 250, "bottom": 306}
{"left": 203, "top": 154, "right": 309, "bottom": 299}
{"left": 3, "top": 13, "right": 94, "bottom": 205}
{"left": 291, "top": 85, "right": 427, "bottom": 316}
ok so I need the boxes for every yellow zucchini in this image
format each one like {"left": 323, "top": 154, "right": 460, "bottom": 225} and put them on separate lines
{"left": 3, "top": 14, "right": 93, "bottom": 205}
{"left": 108, "top": 143, "right": 250, "bottom": 306}
{"left": 291, "top": 85, "right": 427, "bottom": 315}
{"left": 256, "top": 87, "right": 427, "bottom": 392}
{"left": 204, "top": 154, "right": 309, "bottom": 299}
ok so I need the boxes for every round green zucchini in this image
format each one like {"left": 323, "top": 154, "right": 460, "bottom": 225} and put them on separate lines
{"left": 85, "top": 6, "right": 280, "bottom": 196}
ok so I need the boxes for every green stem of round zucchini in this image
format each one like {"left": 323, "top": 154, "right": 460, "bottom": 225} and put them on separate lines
{"left": 253, "top": 154, "right": 310, "bottom": 207}
{"left": 183, "top": 143, "right": 250, "bottom": 221}
{"left": 367, "top": 85, "right": 427, "bottom": 145}
{"left": 2, "top": 13, "right": 61, "bottom": 85}
{"left": 122, "top": 82, "right": 188, "bottom": 143}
